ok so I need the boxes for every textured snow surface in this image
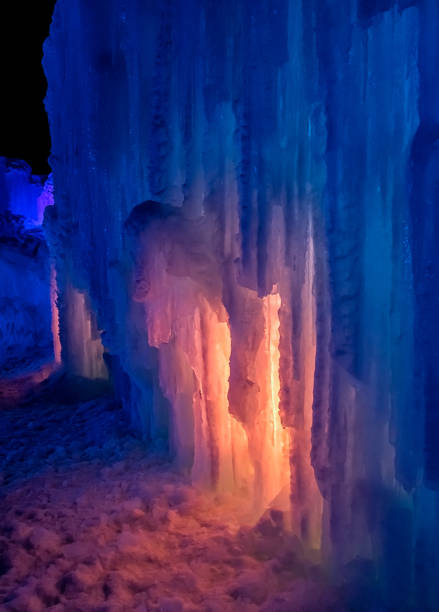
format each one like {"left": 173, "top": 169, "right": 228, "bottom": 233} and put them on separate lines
{"left": 0, "top": 380, "right": 343, "bottom": 612}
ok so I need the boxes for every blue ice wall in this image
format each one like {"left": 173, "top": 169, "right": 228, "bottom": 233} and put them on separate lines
{"left": 0, "top": 159, "right": 55, "bottom": 374}
{"left": 44, "top": 1, "right": 439, "bottom": 608}
{"left": 0, "top": 224, "right": 53, "bottom": 374}
{"left": 0, "top": 157, "right": 52, "bottom": 226}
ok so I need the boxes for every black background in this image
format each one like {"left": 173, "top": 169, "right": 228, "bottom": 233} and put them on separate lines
{"left": 0, "top": 2, "right": 56, "bottom": 174}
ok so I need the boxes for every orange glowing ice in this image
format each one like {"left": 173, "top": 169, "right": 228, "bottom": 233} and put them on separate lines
{"left": 129, "top": 204, "right": 322, "bottom": 535}
{"left": 258, "top": 291, "right": 291, "bottom": 512}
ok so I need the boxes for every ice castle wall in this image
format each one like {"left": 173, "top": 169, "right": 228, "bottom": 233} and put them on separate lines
{"left": 0, "top": 159, "right": 55, "bottom": 373}
{"left": 44, "top": 1, "right": 439, "bottom": 608}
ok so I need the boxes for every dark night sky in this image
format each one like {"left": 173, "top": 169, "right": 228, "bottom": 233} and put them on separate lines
{"left": 0, "top": 2, "right": 56, "bottom": 175}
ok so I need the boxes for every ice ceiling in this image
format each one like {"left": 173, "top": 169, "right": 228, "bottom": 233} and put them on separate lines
{"left": 41, "top": 1, "right": 439, "bottom": 609}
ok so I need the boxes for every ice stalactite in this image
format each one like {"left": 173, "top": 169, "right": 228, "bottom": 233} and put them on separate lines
{"left": 60, "top": 284, "right": 107, "bottom": 380}
{"left": 44, "top": 204, "right": 108, "bottom": 381}
{"left": 127, "top": 204, "right": 254, "bottom": 500}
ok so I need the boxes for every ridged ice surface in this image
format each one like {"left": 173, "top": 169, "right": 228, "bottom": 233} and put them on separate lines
{"left": 43, "top": 1, "right": 439, "bottom": 608}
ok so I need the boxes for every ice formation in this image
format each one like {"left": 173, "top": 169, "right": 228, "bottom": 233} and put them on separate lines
{"left": 42, "top": 1, "right": 439, "bottom": 609}
{"left": 0, "top": 159, "right": 55, "bottom": 374}
{"left": 0, "top": 157, "right": 52, "bottom": 227}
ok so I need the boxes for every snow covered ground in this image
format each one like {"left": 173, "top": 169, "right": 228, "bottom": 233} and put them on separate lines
{"left": 0, "top": 374, "right": 345, "bottom": 612}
